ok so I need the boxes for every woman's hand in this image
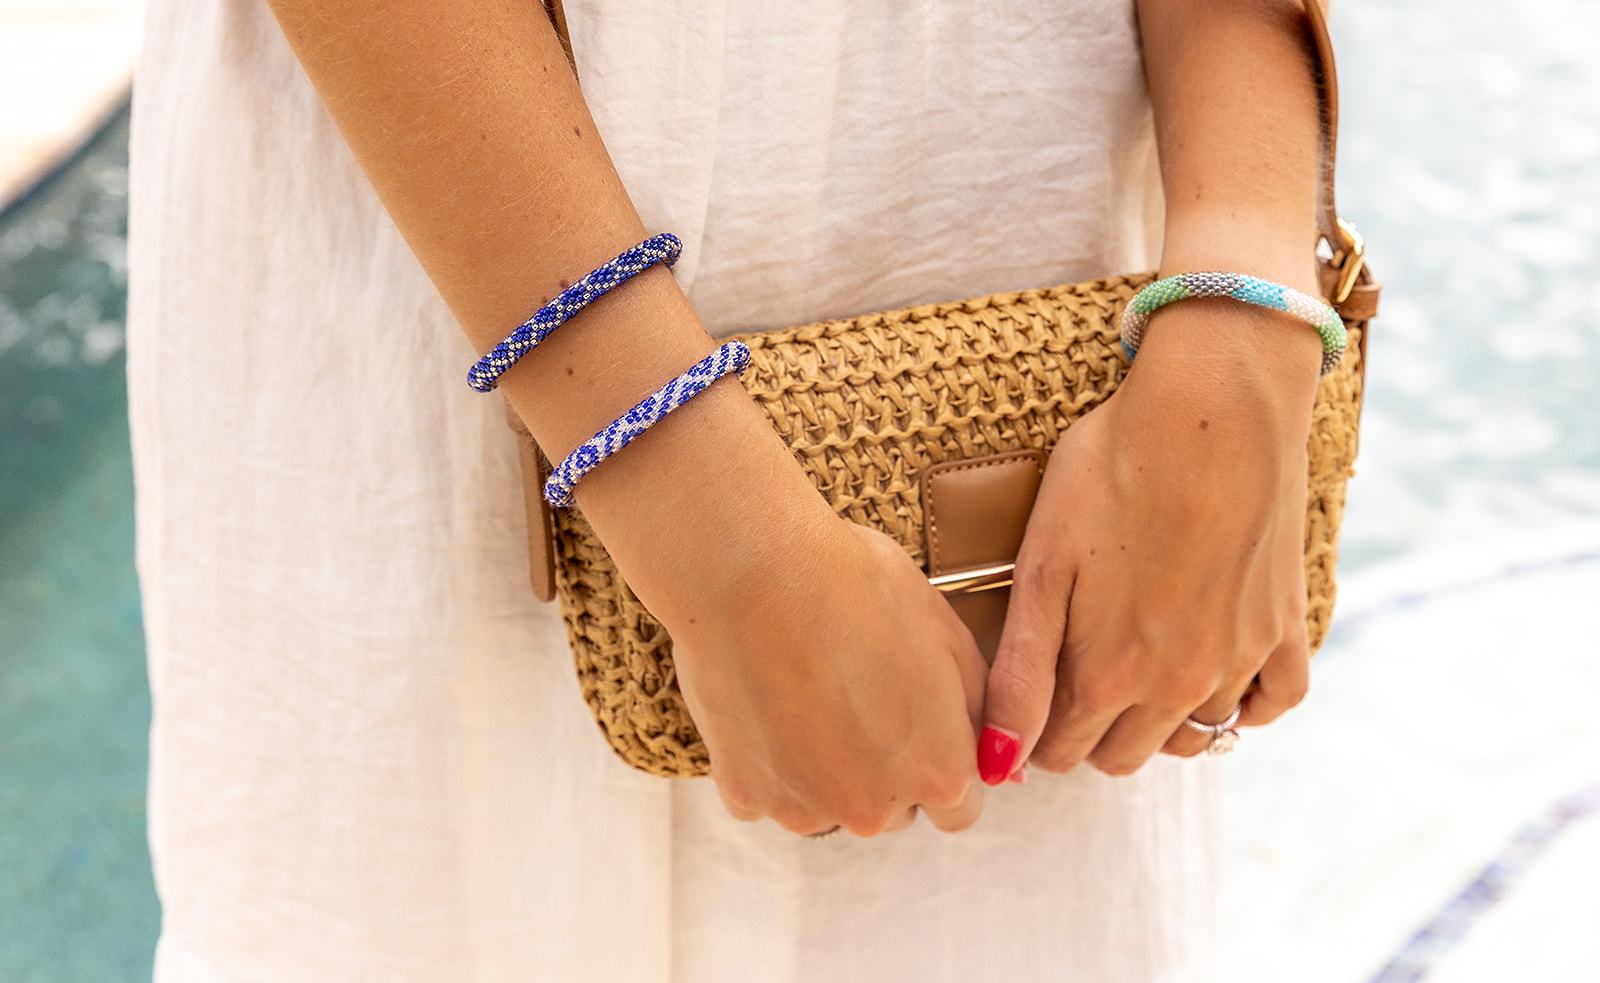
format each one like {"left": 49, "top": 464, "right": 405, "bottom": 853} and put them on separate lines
{"left": 571, "top": 378, "right": 989, "bottom": 836}
{"left": 668, "top": 518, "right": 989, "bottom": 837}
{"left": 976, "top": 298, "right": 1323, "bottom": 782}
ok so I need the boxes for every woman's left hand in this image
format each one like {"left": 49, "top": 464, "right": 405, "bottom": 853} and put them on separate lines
{"left": 975, "top": 297, "right": 1325, "bottom": 783}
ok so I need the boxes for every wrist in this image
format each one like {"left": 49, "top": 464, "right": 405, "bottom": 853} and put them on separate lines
{"left": 564, "top": 375, "right": 840, "bottom": 625}
{"left": 1118, "top": 298, "right": 1321, "bottom": 455}
{"left": 1160, "top": 207, "right": 1321, "bottom": 298}
{"left": 1134, "top": 224, "right": 1331, "bottom": 432}
{"left": 496, "top": 263, "right": 719, "bottom": 462}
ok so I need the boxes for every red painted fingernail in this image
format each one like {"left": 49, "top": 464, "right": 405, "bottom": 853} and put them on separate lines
{"left": 978, "top": 726, "right": 1022, "bottom": 786}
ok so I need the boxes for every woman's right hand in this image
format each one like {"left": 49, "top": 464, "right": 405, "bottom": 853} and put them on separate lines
{"left": 566, "top": 375, "right": 988, "bottom": 838}
{"left": 670, "top": 519, "right": 989, "bottom": 837}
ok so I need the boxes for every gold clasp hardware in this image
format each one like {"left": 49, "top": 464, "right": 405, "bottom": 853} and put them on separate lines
{"left": 929, "top": 562, "right": 1015, "bottom": 595}
{"left": 1329, "top": 217, "right": 1366, "bottom": 307}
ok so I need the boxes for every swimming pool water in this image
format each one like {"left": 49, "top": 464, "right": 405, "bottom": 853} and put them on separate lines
{"left": 0, "top": 108, "right": 157, "bottom": 980}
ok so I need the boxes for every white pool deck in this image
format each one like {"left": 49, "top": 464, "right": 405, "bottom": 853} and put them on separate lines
{"left": 0, "top": 0, "right": 140, "bottom": 211}
{"left": 1224, "top": 523, "right": 1600, "bottom": 980}
{"left": 4, "top": 3, "right": 1598, "bottom": 979}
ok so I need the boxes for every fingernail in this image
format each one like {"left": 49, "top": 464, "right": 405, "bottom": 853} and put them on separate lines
{"left": 978, "top": 725, "right": 1022, "bottom": 786}
{"left": 1008, "top": 764, "right": 1029, "bottom": 785}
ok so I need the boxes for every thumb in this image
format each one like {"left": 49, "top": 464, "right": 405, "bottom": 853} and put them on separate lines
{"left": 978, "top": 548, "right": 1071, "bottom": 785}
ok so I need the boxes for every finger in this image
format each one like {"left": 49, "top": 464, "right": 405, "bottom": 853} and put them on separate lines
{"left": 713, "top": 775, "right": 765, "bottom": 823}
{"left": 923, "top": 779, "right": 984, "bottom": 833}
{"left": 1239, "top": 629, "right": 1310, "bottom": 727}
{"left": 884, "top": 805, "right": 920, "bottom": 834}
{"left": 834, "top": 791, "right": 929, "bottom": 838}
{"left": 942, "top": 604, "right": 988, "bottom": 730}
{"left": 717, "top": 795, "right": 763, "bottom": 823}
{"left": 1086, "top": 704, "right": 1192, "bottom": 776}
{"left": 979, "top": 544, "right": 1073, "bottom": 784}
{"left": 1027, "top": 668, "right": 1127, "bottom": 774}
{"left": 770, "top": 806, "right": 828, "bottom": 838}
{"left": 1162, "top": 675, "right": 1252, "bottom": 758}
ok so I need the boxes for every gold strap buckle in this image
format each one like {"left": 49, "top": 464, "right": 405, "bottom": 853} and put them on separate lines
{"left": 929, "top": 562, "right": 1015, "bottom": 595}
{"left": 1329, "top": 217, "right": 1366, "bottom": 306}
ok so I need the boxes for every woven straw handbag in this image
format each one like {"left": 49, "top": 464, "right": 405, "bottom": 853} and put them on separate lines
{"left": 513, "top": 0, "right": 1382, "bottom": 777}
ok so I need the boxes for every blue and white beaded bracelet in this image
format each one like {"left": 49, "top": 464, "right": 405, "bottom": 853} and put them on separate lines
{"left": 1119, "top": 272, "right": 1348, "bottom": 376}
{"left": 543, "top": 341, "right": 753, "bottom": 508}
{"left": 467, "top": 233, "right": 683, "bottom": 393}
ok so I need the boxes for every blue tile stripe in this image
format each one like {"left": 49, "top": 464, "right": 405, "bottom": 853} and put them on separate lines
{"left": 1368, "top": 779, "right": 1600, "bottom": 982}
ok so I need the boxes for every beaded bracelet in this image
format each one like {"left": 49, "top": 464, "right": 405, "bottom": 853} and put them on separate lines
{"left": 543, "top": 341, "right": 753, "bottom": 508}
{"left": 1119, "top": 272, "right": 1348, "bottom": 376}
{"left": 467, "top": 233, "right": 683, "bottom": 393}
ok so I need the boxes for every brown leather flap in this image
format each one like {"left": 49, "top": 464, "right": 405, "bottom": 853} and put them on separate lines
{"left": 920, "top": 449, "right": 1047, "bottom": 664}
{"left": 921, "top": 449, "right": 1046, "bottom": 576}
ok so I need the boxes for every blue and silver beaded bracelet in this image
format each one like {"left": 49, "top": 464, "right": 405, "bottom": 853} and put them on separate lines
{"left": 543, "top": 340, "right": 753, "bottom": 508}
{"left": 467, "top": 233, "right": 683, "bottom": 393}
{"left": 1119, "top": 272, "right": 1348, "bottom": 376}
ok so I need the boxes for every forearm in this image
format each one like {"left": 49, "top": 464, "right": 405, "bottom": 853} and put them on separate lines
{"left": 265, "top": 0, "right": 832, "bottom": 613}
{"left": 1132, "top": 0, "right": 1327, "bottom": 432}
{"left": 265, "top": 1, "right": 692, "bottom": 455}
{"left": 1138, "top": 0, "right": 1322, "bottom": 288}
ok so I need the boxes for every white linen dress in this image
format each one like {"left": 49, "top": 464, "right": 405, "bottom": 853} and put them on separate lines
{"left": 127, "top": 0, "right": 1224, "bottom": 979}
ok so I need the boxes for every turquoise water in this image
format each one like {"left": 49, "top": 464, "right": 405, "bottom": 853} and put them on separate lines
{"left": 1, "top": 1, "right": 1597, "bottom": 979}
{"left": 1330, "top": 1, "right": 1600, "bottom": 566}
{"left": 0, "top": 109, "right": 157, "bottom": 980}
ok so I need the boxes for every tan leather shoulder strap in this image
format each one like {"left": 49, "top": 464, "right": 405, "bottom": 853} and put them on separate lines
{"left": 544, "top": 0, "right": 574, "bottom": 70}
{"left": 1304, "top": 0, "right": 1342, "bottom": 248}
{"left": 1302, "top": 0, "right": 1372, "bottom": 310}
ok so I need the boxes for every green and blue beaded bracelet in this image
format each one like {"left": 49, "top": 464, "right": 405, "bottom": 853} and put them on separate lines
{"left": 1119, "top": 272, "right": 1348, "bottom": 376}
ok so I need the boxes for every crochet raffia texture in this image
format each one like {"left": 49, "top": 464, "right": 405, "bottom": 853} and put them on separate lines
{"left": 541, "top": 272, "right": 1366, "bottom": 777}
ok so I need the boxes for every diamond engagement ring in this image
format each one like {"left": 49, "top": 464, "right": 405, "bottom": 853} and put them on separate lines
{"left": 1183, "top": 705, "right": 1243, "bottom": 756}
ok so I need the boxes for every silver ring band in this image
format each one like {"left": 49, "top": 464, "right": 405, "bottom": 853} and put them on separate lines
{"left": 805, "top": 825, "right": 843, "bottom": 841}
{"left": 1183, "top": 705, "right": 1242, "bottom": 735}
{"left": 1184, "top": 705, "right": 1242, "bottom": 756}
